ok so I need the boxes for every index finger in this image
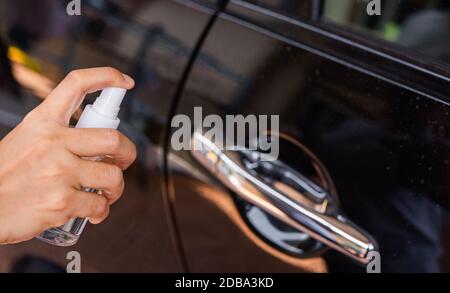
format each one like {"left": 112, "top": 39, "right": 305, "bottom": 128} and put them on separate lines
{"left": 38, "top": 67, "right": 135, "bottom": 124}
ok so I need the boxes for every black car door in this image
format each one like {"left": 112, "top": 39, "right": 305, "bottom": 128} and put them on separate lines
{"left": 0, "top": 0, "right": 220, "bottom": 272}
{"left": 168, "top": 0, "right": 450, "bottom": 272}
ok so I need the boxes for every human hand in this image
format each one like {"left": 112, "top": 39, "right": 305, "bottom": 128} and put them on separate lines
{"left": 0, "top": 67, "right": 136, "bottom": 244}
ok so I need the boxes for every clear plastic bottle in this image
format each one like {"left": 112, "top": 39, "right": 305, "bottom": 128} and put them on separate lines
{"left": 37, "top": 87, "right": 127, "bottom": 246}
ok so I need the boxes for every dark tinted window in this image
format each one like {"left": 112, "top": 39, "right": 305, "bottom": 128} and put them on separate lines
{"left": 324, "top": 0, "right": 450, "bottom": 66}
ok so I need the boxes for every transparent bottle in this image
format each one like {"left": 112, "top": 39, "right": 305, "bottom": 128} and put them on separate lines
{"left": 37, "top": 87, "right": 127, "bottom": 246}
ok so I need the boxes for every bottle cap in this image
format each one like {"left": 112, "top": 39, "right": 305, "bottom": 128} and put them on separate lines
{"left": 93, "top": 87, "right": 127, "bottom": 118}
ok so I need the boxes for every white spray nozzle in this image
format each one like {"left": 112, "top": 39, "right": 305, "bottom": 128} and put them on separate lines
{"left": 93, "top": 87, "right": 127, "bottom": 118}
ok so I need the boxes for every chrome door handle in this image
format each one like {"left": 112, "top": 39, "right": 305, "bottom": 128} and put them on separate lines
{"left": 191, "top": 131, "right": 377, "bottom": 264}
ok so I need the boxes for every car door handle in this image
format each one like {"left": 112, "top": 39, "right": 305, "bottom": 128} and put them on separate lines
{"left": 191, "top": 131, "right": 378, "bottom": 264}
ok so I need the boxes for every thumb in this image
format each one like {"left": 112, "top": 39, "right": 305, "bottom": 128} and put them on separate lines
{"left": 37, "top": 67, "right": 134, "bottom": 125}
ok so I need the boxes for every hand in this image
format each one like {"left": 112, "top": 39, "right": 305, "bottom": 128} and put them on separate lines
{"left": 0, "top": 67, "right": 136, "bottom": 244}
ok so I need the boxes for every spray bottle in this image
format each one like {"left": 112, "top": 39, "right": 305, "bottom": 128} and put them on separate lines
{"left": 37, "top": 87, "right": 127, "bottom": 247}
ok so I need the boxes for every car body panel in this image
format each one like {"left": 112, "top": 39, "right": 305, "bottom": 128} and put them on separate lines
{"left": 168, "top": 0, "right": 450, "bottom": 272}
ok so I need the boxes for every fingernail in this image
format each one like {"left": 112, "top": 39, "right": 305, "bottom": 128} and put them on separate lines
{"left": 122, "top": 74, "right": 135, "bottom": 87}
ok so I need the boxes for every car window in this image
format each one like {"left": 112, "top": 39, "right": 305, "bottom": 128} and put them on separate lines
{"left": 323, "top": 0, "right": 450, "bottom": 66}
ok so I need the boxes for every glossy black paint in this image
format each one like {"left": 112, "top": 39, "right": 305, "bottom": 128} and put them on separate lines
{"left": 169, "top": 0, "right": 450, "bottom": 272}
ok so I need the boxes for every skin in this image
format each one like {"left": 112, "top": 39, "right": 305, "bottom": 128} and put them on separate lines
{"left": 0, "top": 67, "right": 137, "bottom": 244}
